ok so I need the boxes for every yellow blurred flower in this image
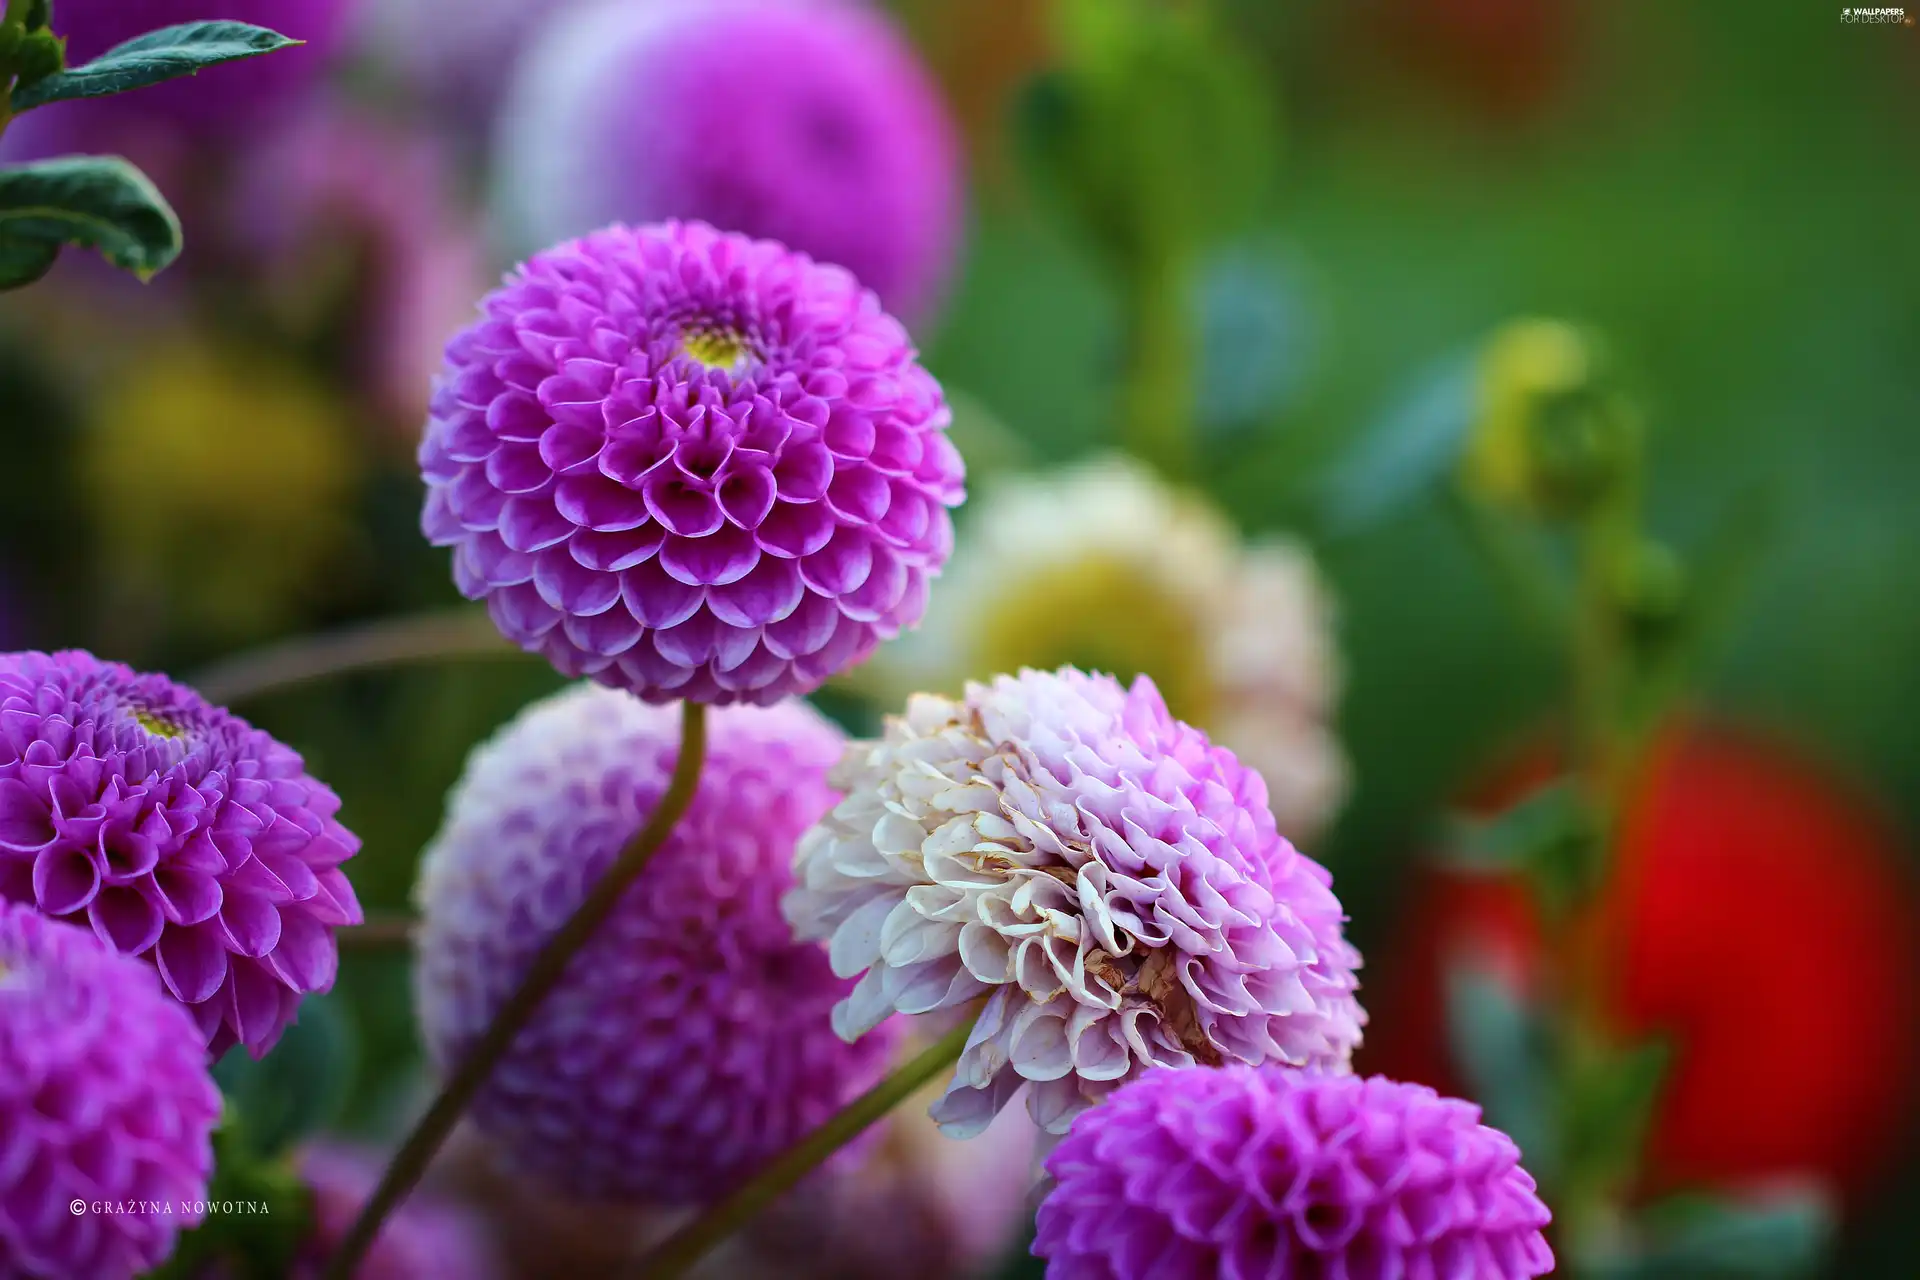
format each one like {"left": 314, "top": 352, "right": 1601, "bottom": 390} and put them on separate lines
{"left": 870, "top": 453, "right": 1348, "bottom": 843}
{"left": 81, "top": 340, "right": 364, "bottom": 642}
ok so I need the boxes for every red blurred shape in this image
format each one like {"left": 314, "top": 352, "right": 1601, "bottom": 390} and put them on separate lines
{"left": 1362, "top": 723, "right": 1920, "bottom": 1205}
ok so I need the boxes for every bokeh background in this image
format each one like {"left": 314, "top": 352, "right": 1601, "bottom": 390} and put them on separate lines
{"left": 1, "top": 0, "right": 1915, "bottom": 1275}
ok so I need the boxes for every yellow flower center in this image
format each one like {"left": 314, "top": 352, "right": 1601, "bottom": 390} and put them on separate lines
{"left": 133, "top": 708, "right": 186, "bottom": 739}
{"left": 971, "top": 554, "right": 1216, "bottom": 726}
{"left": 680, "top": 327, "right": 749, "bottom": 372}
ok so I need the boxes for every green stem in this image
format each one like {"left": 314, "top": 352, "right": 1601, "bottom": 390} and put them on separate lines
{"left": 1122, "top": 249, "right": 1196, "bottom": 480}
{"left": 323, "top": 701, "right": 710, "bottom": 1280}
{"left": 633, "top": 1019, "right": 976, "bottom": 1279}
{"left": 187, "top": 609, "right": 520, "bottom": 706}
{"left": 1446, "top": 484, "right": 1572, "bottom": 647}
{"left": 337, "top": 912, "right": 417, "bottom": 950}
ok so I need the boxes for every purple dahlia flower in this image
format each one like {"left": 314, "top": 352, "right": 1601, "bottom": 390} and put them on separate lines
{"left": 0, "top": 651, "right": 363, "bottom": 1058}
{"left": 419, "top": 220, "right": 965, "bottom": 705}
{"left": 0, "top": 904, "right": 221, "bottom": 1279}
{"left": 786, "top": 667, "right": 1365, "bottom": 1137}
{"left": 1034, "top": 1067, "right": 1555, "bottom": 1280}
{"left": 495, "top": 0, "right": 962, "bottom": 321}
{"left": 414, "top": 684, "right": 904, "bottom": 1203}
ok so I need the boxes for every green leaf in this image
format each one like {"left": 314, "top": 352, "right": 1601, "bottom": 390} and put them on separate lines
{"left": 1562, "top": 1036, "right": 1670, "bottom": 1195}
{"left": 10, "top": 20, "right": 299, "bottom": 111}
{"left": 1445, "top": 962, "right": 1558, "bottom": 1182}
{"left": 1586, "top": 1191, "right": 1835, "bottom": 1279}
{"left": 0, "top": 233, "right": 59, "bottom": 289}
{"left": 0, "top": 155, "right": 181, "bottom": 284}
{"left": 26, "top": 0, "right": 48, "bottom": 31}
{"left": 1441, "top": 779, "right": 1600, "bottom": 912}
{"left": 212, "top": 992, "right": 359, "bottom": 1159}
{"left": 1319, "top": 352, "right": 1478, "bottom": 534}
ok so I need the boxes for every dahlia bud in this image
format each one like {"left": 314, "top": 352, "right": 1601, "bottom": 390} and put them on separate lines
{"left": 0, "top": 904, "right": 222, "bottom": 1278}
{"left": 419, "top": 220, "right": 965, "bottom": 705}
{"left": 786, "top": 667, "right": 1365, "bottom": 1137}
{"left": 0, "top": 651, "right": 363, "bottom": 1057}
{"left": 1034, "top": 1067, "right": 1554, "bottom": 1280}
{"left": 414, "top": 684, "right": 902, "bottom": 1203}
{"left": 495, "top": 0, "right": 962, "bottom": 321}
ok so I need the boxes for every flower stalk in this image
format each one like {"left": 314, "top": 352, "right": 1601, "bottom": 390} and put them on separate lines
{"left": 633, "top": 1018, "right": 975, "bottom": 1279}
{"left": 324, "top": 700, "right": 710, "bottom": 1280}
{"left": 188, "top": 609, "right": 518, "bottom": 706}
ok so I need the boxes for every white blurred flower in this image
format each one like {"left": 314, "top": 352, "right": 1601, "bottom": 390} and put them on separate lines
{"left": 871, "top": 453, "right": 1348, "bottom": 842}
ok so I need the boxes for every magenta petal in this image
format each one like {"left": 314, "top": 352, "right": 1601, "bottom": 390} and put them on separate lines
{"left": 570, "top": 525, "right": 666, "bottom": 572}
{"left": 265, "top": 909, "right": 336, "bottom": 994}
{"left": 824, "top": 407, "right": 876, "bottom": 459}
{"left": 157, "top": 921, "right": 230, "bottom": 1004}
{"left": 488, "top": 582, "right": 564, "bottom": 641}
{"left": 556, "top": 473, "right": 653, "bottom": 532}
{"left": 659, "top": 526, "right": 760, "bottom": 587}
{"left": 800, "top": 531, "right": 874, "bottom": 596}
{"left": 755, "top": 500, "right": 836, "bottom": 559}
{"left": 621, "top": 560, "right": 706, "bottom": 629}
{"left": 717, "top": 465, "right": 778, "bottom": 529}
{"left": 227, "top": 958, "right": 291, "bottom": 1052}
{"left": 150, "top": 867, "right": 223, "bottom": 926}
{"left": 826, "top": 464, "right": 891, "bottom": 525}
{"left": 255, "top": 850, "right": 320, "bottom": 903}
{"left": 643, "top": 470, "right": 726, "bottom": 537}
{"left": 306, "top": 867, "right": 362, "bottom": 929}
{"left": 0, "top": 778, "right": 55, "bottom": 852}
{"left": 762, "top": 591, "right": 842, "bottom": 659}
{"left": 484, "top": 441, "right": 553, "bottom": 494}
{"left": 498, "top": 494, "right": 577, "bottom": 552}
{"left": 707, "top": 557, "right": 805, "bottom": 628}
{"left": 540, "top": 422, "right": 605, "bottom": 473}
{"left": 33, "top": 845, "right": 100, "bottom": 915}
{"left": 772, "top": 442, "right": 833, "bottom": 501}
{"left": 216, "top": 889, "right": 283, "bottom": 959}
{"left": 534, "top": 549, "right": 623, "bottom": 616}
{"left": 88, "top": 886, "right": 165, "bottom": 954}
{"left": 838, "top": 545, "right": 909, "bottom": 622}
{"left": 562, "top": 607, "right": 646, "bottom": 658}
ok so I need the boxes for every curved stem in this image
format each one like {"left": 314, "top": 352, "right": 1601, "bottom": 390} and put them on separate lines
{"left": 634, "top": 1020, "right": 975, "bottom": 1279}
{"left": 324, "top": 701, "right": 710, "bottom": 1280}
{"left": 1122, "top": 250, "right": 1196, "bottom": 481}
{"left": 188, "top": 609, "right": 520, "bottom": 706}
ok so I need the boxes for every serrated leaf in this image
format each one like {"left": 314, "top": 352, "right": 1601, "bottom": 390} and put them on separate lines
{"left": 0, "top": 155, "right": 181, "bottom": 283}
{"left": 1320, "top": 352, "right": 1479, "bottom": 534}
{"left": 10, "top": 20, "right": 299, "bottom": 111}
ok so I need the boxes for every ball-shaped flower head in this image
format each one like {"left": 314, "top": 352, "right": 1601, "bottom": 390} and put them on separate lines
{"left": 786, "top": 667, "right": 1366, "bottom": 1138}
{"left": 495, "top": 0, "right": 962, "bottom": 321}
{"left": 0, "top": 904, "right": 221, "bottom": 1278}
{"left": 872, "top": 454, "right": 1348, "bottom": 842}
{"left": 285, "top": 1143, "right": 499, "bottom": 1280}
{"left": 414, "top": 684, "right": 904, "bottom": 1202}
{"left": 1033, "top": 1067, "right": 1554, "bottom": 1280}
{"left": 0, "top": 651, "right": 363, "bottom": 1057}
{"left": 419, "top": 220, "right": 965, "bottom": 705}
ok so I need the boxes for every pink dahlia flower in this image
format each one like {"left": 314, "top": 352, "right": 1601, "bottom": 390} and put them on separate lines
{"left": 1034, "top": 1067, "right": 1554, "bottom": 1280}
{"left": 786, "top": 667, "right": 1365, "bottom": 1137}
{"left": 496, "top": 0, "right": 962, "bottom": 321}
{"left": 0, "top": 905, "right": 221, "bottom": 1278}
{"left": 414, "top": 684, "right": 903, "bottom": 1203}
{"left": 420, "top": 220, "right": 964, "bottom": 705}
{"left": 0, "top": 651, "right": 363, "bottom": 1057}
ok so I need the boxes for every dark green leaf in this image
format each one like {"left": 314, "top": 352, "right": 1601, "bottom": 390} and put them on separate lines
{"left": 1445, "top": 962, "right": 1558, "bottom": 1182}
{"left": 0, "top": 232, "right": 59, "bottom": 289}
{"left": 212, "top": 992, "right": 359, "bottom": 1159}
{"left": 8, "top": 26, "right": 63, "bottom": 87}
{"left": 11, "top": 20, "right": 298, "bottom": 111}
{"left": 1586, "top": 1191, "right": 1835, "bottom": 1279}
{"left": 0, "top": 155, "right": 181, "bottom": 283}
{"left": 1441, "top": 779, "right": 1599, "bottom": 912}
{"left": 1319, "top": 352, "right": 1478, "bottom": 533}
{"left": 26, "top": 0, "right": 48, "bottom": 31}
{"left": 1562, "top": 1036, "right": 1669, "bottom": 1194}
